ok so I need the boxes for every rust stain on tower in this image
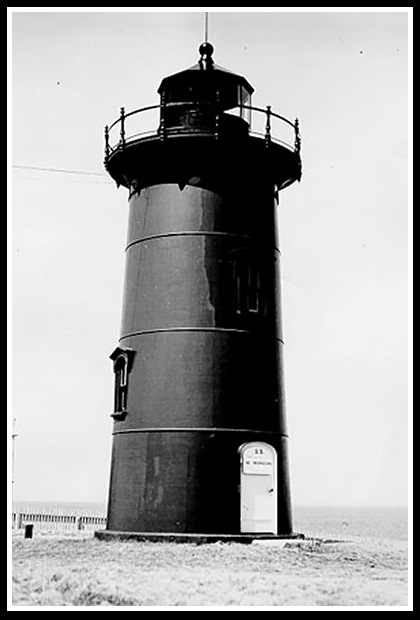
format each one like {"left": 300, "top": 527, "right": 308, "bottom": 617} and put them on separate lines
{"left": 101, "top": 42, "right": 301, "bottom": 537}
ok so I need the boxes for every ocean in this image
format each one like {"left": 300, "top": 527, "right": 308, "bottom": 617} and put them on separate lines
{"left": 293, "top": 505, "right": 408, "bottom": 542}
{"left": 12, "top": 501, "right": 408, "bottom": 542}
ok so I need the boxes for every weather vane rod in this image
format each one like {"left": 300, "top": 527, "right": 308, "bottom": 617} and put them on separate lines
{"left": 204, "top": 12, "right": 209, "bottom": 43}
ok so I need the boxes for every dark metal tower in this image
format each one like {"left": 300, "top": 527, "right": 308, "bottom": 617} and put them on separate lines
{"left": 102, "top": 42, "right": 301, "bottom": 536}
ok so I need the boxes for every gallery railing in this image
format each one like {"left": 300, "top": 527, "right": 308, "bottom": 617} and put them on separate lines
{"left": 104, "top": 102, "right": 301, "bottom": 167}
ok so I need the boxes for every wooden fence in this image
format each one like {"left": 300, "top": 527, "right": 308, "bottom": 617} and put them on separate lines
{"left": 12, "top": 508, "right": 107, "bottom": 532}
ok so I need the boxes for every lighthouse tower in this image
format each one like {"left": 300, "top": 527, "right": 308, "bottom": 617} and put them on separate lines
{"left": 101, "top": 42, "right": 301, "bottom": 538}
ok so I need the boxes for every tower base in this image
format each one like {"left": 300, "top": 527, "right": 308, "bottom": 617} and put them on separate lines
{"left": 94, "top": 530, "right": 304, "bottom": 544}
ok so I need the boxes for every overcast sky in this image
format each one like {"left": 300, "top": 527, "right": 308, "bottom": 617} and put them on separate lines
{"left": 11, "top": 9, "right": 410, "bottom": 508}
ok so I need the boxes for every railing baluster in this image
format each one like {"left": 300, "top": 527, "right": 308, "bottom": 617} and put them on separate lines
{"left": 294, "top": 117, "right": 301, "bottom": 154}
{"left": 214, "top": 91, "right": 220, "bottom": 139}
{"left": 160, "top": 93, "right": 166, "bottom": 142}
{"left": 104, "top": 125, "right": 110, "bottom": 167}
{"left": 265, "top": 105, "right": 271, "bottom": 147}
{"left": 120, "top": 107, "right": 126, "bottom": 148}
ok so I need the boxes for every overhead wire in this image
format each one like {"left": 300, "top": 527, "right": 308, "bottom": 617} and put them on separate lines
{"left": 12, "top": 164, "right": 106, "bottom": 177}
{"left": 12, "top": 164, "right": 113, "bottom": 184}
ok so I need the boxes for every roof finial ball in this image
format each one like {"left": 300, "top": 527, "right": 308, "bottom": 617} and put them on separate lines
{"left": 199, "top": 41, "right": 214, "bottom": 70}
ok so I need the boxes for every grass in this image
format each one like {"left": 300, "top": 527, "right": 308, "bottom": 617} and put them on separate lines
{"left": 11, "top": 532, "right": 408, "bottom": 607}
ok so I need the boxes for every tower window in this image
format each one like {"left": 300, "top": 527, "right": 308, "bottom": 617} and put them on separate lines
{"left": 231, "top": 249, "right": 266, "bottom": 316}
{"left": 246, "top": 261, "right": 260, "bottom": 313}
{"left": 109, "top": 347, "right": 135, "bottom": 420}
{"left": 114, "top": 354, "right": 128, "bottom": 414}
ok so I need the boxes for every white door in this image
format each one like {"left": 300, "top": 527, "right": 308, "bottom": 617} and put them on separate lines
{"left": 239, "top": 442, "right": 277, "bottom": 534}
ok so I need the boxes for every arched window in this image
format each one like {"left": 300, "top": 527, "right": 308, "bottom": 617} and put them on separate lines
{"left": 109, "top": 347, "right": 135, "bottom": 420}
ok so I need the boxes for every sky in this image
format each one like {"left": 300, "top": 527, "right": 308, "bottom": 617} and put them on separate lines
{"left": 10, "top": 9, "right": 411, "bottom": 509}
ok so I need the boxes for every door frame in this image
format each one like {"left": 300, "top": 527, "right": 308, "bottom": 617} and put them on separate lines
{"left": 238, "top": 441, "right": 277, "bottom": 534}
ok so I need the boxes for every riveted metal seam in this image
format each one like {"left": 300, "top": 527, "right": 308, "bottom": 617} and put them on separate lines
{"left": 125, "top": 231, "right": 254, "bottom": 252}
{"left": 118, "top": 327, "right": 284, "bottom": 345}
{"left": 119, "top": 326, "right": 250, "bottom": 341}
{"left": 125, "top": 231, "right": 281, "bottom": 254}
{"left": 112, "top": 427, "right": 289, "bottom": 438}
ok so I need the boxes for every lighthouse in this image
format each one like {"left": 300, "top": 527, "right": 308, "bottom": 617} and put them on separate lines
{"left": 100, "top": 41, "right": 301, "bottom": 538}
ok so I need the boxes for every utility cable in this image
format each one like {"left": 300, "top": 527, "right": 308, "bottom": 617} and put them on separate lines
{"left": 12, "top": 165, "right": 106, "bottom": 177}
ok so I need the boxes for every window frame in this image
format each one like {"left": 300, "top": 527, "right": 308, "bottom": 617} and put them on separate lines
{"left": 109, "top": 347, "right": 135, "bottom": 421}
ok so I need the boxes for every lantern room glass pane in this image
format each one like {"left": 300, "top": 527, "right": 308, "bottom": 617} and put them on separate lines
{"left": 238, "top": 85, "right": 252, "bottom": 124}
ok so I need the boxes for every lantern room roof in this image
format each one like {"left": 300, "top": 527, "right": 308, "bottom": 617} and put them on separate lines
{"left": 157, "top": 42, "right": 254, "bottom": 97}
{"left": 158, "top": 63, "right": 254, "bottom": 96}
